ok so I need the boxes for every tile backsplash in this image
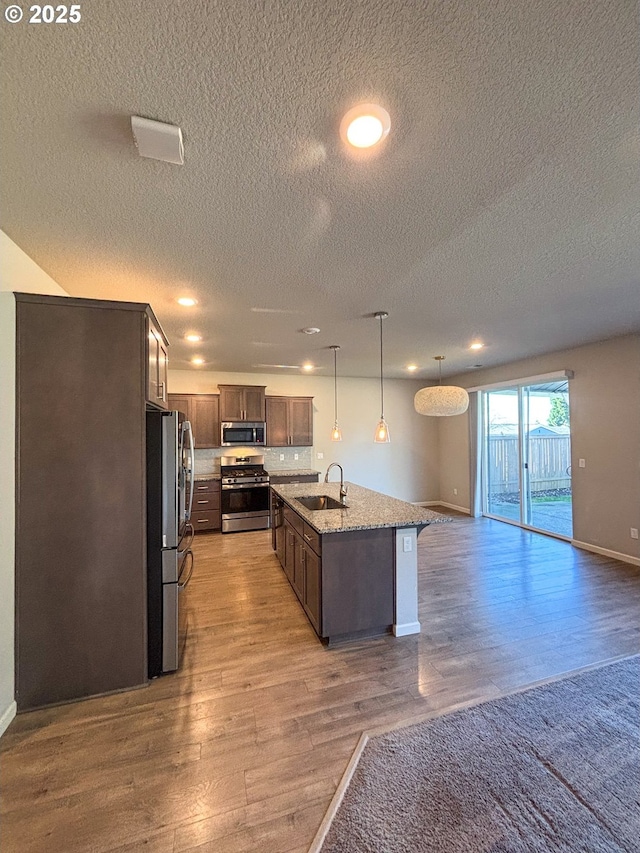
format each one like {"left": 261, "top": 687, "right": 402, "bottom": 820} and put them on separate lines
{"left": 194, "top": 446, "right": 313, "bottom": 476}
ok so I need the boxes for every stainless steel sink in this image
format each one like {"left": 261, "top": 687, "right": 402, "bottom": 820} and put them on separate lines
{"left": 296, "top": 495, "right": 347, "bottom": 511}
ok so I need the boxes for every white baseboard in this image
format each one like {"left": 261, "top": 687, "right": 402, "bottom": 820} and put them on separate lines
{"left": 0, "top": 700, "right": 17, "bottom": 738}
{"left": 393, "top": 621, "right": 421, "bottom": 637}
{"left": 572, "top": 539, "right": 640, "bottom": 567}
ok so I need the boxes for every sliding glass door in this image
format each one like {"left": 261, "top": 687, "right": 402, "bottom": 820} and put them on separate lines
{"left": 484, "top": 389, "right": 521, "bottom": 523}
{"left": 482, "top": 381, "right": 573, "bottom": 538}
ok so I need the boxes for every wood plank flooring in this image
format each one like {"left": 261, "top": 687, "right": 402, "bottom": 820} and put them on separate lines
{"left": 2, "top": 513, "right": 639, "bottom": 853}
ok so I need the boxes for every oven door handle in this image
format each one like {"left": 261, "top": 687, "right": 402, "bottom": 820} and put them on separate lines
{"left": 222, "top": 482, "right": 270, "bottom": 490}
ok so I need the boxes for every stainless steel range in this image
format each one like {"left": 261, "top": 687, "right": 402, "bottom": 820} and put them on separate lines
{"left": 220, "top": 454, "right": 270, "bottom": 533}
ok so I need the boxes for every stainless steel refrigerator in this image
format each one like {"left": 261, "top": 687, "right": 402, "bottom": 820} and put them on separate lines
{"left": 146, "top": 410, "right": 195, "bottom": 677}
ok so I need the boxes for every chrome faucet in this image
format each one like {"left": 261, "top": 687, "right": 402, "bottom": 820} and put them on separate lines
{"left": 324, "top": 462, "right": 348, "bottom": 505}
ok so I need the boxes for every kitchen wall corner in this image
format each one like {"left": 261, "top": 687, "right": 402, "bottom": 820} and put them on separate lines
{"left": 0, "top": 231, "right": 69, "bottom": 737}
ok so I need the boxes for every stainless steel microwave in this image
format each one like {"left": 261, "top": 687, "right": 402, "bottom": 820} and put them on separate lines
{"left": 221, "top": 422, "right": 266, "bottom": 446}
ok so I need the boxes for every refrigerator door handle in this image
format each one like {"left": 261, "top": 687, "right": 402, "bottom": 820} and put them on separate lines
{"left": 162, "top": 412, "right": 180, "bottom": 549}
{"left": 180, "top": 521, "right": 195, "bottom": 554}
{"left": 178, "top": 550, "right": 194, "bottom": 589}
{"left": 183, "top": 420, "right": 195, "bottom": 521}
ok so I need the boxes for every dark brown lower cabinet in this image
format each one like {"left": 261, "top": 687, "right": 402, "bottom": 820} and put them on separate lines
{"left": 283, "top": 523, "right": 297, "bottom": 586}
{"left": 301, "top": 545, "right": 321, "bottom": 634}
{"left": 274, "top": 502, "right": 393, "bottom": 642}
{"left": 292, "top": 532, "right": 306, "bottom": 601}
{"left": 190, "top": 479, "right": 221, "bottom": 532}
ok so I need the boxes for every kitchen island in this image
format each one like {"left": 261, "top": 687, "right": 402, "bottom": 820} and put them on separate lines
{"left": 270, "top": 481, "right": 450, "bottom": 644}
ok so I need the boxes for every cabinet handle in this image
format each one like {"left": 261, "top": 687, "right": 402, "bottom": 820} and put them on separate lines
{"left": 158, "top": 382, "right": 166, "bottom": 401}
{"left": 197, "top": 500, "right": 208, "bottom": 504}
{"left": 197, "top": 518, "right": 210, "bottom": 523}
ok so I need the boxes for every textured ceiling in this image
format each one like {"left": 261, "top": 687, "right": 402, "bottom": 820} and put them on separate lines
{"left": 1, "top": 0, "right": 639, "bottom": 379}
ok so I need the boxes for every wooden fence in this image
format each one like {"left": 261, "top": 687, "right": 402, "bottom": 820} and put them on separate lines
{"left": 487, "top": 435, "right": 571, "bottom": 494}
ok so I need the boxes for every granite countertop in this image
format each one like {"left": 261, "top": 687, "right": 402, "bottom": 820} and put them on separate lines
{"left": 266, "top": 469, "right": 321, "bottom": 478}
{"left": 271, "top": 481, "right": 452, "bottom": 534}
{"left": 194, "top": 473, "right": 221, "bottom": 481}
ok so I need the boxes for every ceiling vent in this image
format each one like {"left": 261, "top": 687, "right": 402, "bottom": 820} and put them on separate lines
{"left": 131, "top": 116, "right": 184, "bottom": 165}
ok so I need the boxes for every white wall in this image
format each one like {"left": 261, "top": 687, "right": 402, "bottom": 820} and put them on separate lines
{"left": 438, "top": 334, "right": 640, "bottom": 562}
{"left": 168, "top": 369, "right": 440, "bottom": 503}
{"left": 0, "top": 231, "right": 68, "bottom": 736}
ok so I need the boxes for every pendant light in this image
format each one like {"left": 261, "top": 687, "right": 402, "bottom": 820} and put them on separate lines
{"left": 414, "top": 356, "right": 469, "bottom": 417}
{"left": 373, "top": 312, "right": 390, "bottom": 443}
{"left": 329, "top": 345, "right": 342, "bottom": 441}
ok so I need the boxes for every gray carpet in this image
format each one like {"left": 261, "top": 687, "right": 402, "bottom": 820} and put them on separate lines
{"left": 318, "top": 656, "right": 640, "bottom": 852}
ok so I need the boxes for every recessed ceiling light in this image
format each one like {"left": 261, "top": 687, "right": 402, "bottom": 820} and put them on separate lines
{"left": 191, "top": 356, "right": 205, "bottom": 366}
{"left": 406, "top": 364, "right": 418, "bottom": 372}
{"left": 340, "top": 103, "right": 391, "bottom": 149}
{"left": 470, "top": 342, "right": 484, "bottom": 350}
{"left": 177, "top": 297, "right": 197, "bottom": 307}
{"left": 302, "top": 327, "right": 321, "bottom": 335}
{"left": 185, "top": 333, "right": 202, "bottom": 342}
{"left": 302, "top": 363, "right": 314, "bottom": 371}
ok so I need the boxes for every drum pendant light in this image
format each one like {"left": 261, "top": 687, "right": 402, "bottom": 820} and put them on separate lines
{"left": 330, "top": 345, "right": 342, "bottom": 441}
{"left": 373, "top": 312, "right": 390, "bottom": 442}
{"left": 414, "top": 356, "right": 469, "bottom": 417}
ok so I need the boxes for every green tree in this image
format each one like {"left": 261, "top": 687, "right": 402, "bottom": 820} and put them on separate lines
{"left": 548, "top": 396, "right": 569, "bottom": 426}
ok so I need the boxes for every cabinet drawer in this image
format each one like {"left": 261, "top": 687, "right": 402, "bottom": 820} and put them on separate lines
{"left": 191, "top": 508, "right": 220, "bottom": 531}
{"left": 283, "top": 506, "right": 303, "bottom": 535}
{"left": 193, "top": 480, "right": 220, "bottom": 496}
{"left": 302, "top": 522, "right": 321, "bottom": 555}
{"left": 192, "top": 494, "right": 220, "bottom": 512}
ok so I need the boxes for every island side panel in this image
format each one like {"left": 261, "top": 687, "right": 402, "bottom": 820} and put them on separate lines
{"left": 321, "top": 528, "right": 394, "bottom": 639}
{"left": 393, "top": 527, "right": 421, "bottom": 636}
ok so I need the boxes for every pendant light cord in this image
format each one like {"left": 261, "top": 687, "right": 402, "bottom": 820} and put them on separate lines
{"left": 333, "top": 347, "right": 338, "bottom": 423}
{"left": 379, "top": 314, "right": 384, "bottom": 418}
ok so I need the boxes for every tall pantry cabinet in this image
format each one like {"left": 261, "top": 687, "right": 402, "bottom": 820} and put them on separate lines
{"left": 14, "top": 293, "right": 168, "bottom": 711}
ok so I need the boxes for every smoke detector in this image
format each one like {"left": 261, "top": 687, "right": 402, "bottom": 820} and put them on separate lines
{"left": 301, "top": 327, "right": 321, "bottom": 335}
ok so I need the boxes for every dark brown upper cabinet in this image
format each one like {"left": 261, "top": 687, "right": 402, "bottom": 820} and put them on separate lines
{"left": 219, "top": 385, "right": 266, "bottom": 422}
{"left": 266, "top": 396, "right": 313, "bottom": 446}
{"left": 168, "top": 393, "right": 220, "bottom": 448}
{"left": 147, "top": 314, "right": 169, "bottom": 410}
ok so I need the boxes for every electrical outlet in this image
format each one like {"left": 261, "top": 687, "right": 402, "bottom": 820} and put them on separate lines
{"left": 317, "top": 452, "right": 324, "bottom": 459}
{"left": 579, "top": 458, "right": 586, "bottom": 468}
{"left": 294, "top": 453, "right": 299, "bottom": 460}
{"left": 631, "top": 528, "right": 639, "bottom": 540}
{"left": 453, "top": 488, "right": 458, "bottom": 496}
{"left": 403, "top": 536, "right": 412, "bottom": 553}
{"left": 279, "top": 453, "right": 284, "bottom": 461}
